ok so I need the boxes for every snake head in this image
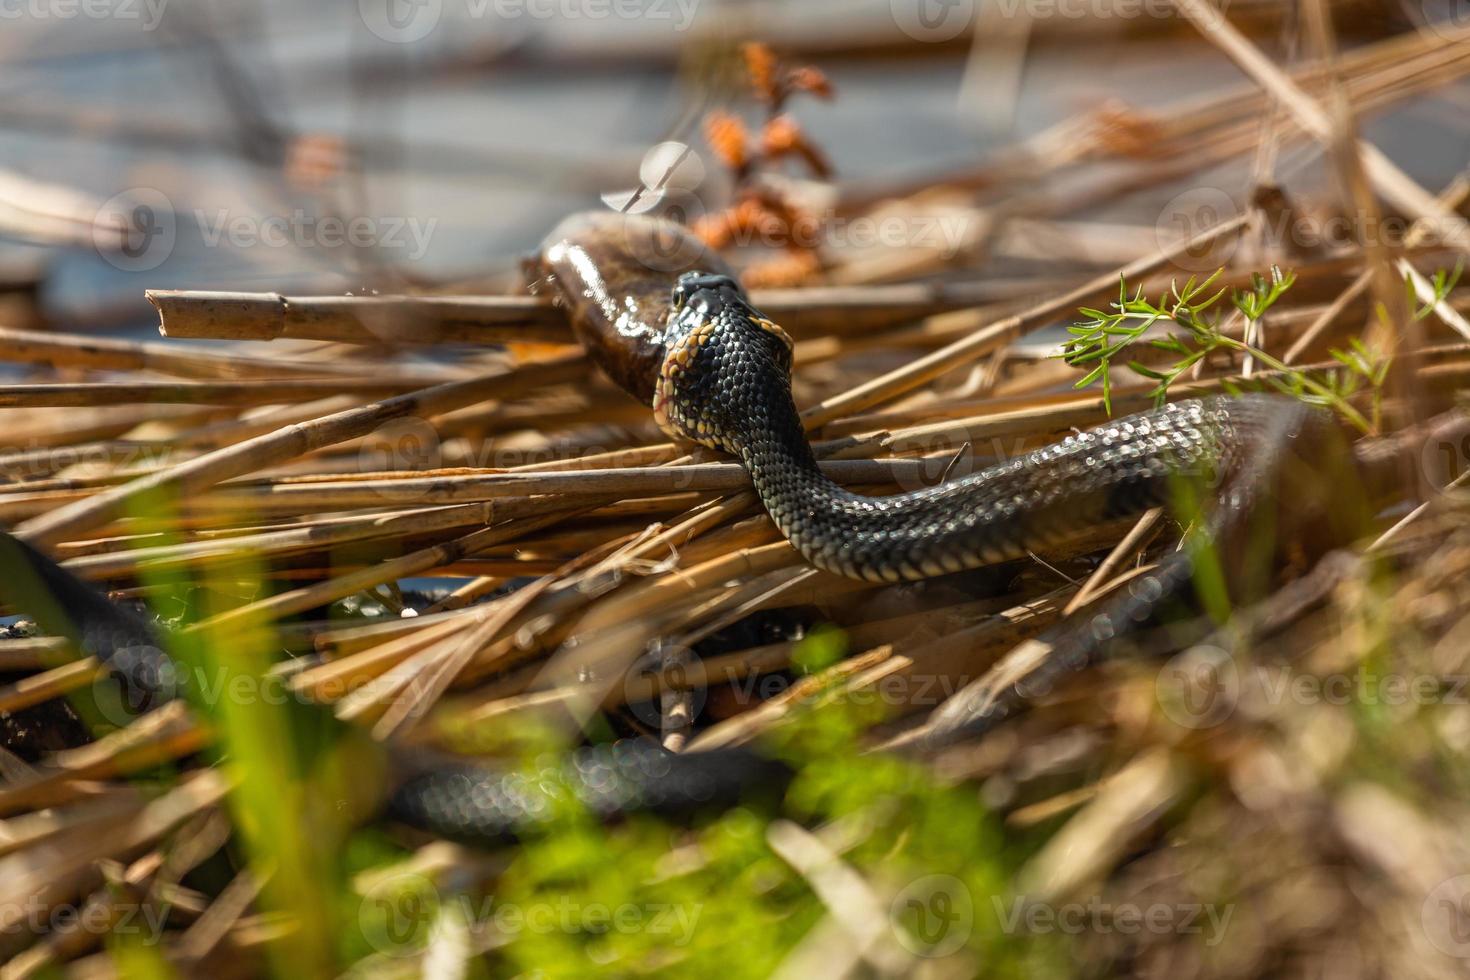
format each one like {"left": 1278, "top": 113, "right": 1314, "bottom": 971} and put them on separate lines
{"left": 654, "top": 271, "right": 795, "bottom": 454}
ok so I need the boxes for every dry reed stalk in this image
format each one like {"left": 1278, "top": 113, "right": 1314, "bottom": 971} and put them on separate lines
{"left": 178, "top": 458, "right": 938, "bottom": 514}
{"left": 841, "top": 25, "right": 1470, "bottom": 211}
{"left": 0, "top": 636, "right": 70, "bottom": 670}
{"left": 1016, "top": 750, "right": 1183, "bottom": 902}
{"left": 367, "top": 535, "right": 632, "bottom": 737}
{"left": 13, "top": 353, "right": 588, "bottom": 547}
{"left": 182, "top": 509, "right": 574, "bottom": 632}
{"left": 0, "top": 659, "right": 104, "bottom": 715}
{"left": 0, "top": 378, "right": 427, "bottom": 409}
{"left": 0, "top": 704, "right": 209, "bottom": 818}
{"left": 0, "top": 325, "right": 370, "bottom": 381}
{"left": 1170, "top": 0, "right": 1470, "bottom": 251}
{"left": 799, "top": 212, "right": 1251, "bottom": 428}
{"left": 1284, "top": 175, "right": 1470, "bottom": 363}
{"left": 0, "top": 768, "right": 228, "bottom": 940}
{"left": 290, "top": 612, "right": 478, "bottom": 702}
{"left": 1063, "top": 508, "right": 1166, "bottom": 615}
{"left": 6, "top": 404, "right": 221, "bottom": 451}
{"left": 461, "top": 591, "right": 1037, "bottom": 731}
{"left": 148, "top": 289, "right": 572, "bottom": 344}
{"left": 59, "top": 502, "right": 495, "bottom": 580}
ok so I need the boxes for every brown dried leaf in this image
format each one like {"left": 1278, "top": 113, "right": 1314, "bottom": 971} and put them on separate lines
{"left": 742, "top": 42, "right": 779, "bottom": 104}
{"left": 703, "top": 111, "right": 750, "bottom": 172}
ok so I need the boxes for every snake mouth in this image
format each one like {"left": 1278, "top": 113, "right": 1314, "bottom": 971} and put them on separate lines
{"left": 651, "top": 333, "right": 719, "bottom": 449}
{"left": 650, "top": 373, "right": 677, "bottom": 441}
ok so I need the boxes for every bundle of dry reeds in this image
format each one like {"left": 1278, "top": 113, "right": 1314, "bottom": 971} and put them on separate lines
{"left": 3, "top": 9, "right": 1470, "bottom": 977}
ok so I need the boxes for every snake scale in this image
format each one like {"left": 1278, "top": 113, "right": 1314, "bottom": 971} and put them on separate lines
{"left": 0, "top": 210, "right": 1384, "bottom": 841}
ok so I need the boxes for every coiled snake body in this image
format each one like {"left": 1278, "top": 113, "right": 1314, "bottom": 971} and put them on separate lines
{"left": 0, "top": 211, "right": 1375, "bottom": 846}
{"left": 535, "top": 211, "right": 1372, "bottom": 739}
{"left": 537, "top": 213, "right": 1341, "bottom": 576}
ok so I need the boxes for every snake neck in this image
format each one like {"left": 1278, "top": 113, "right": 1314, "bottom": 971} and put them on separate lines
{"left": 728, "top": 394, "right": 1312, "bottom": 584}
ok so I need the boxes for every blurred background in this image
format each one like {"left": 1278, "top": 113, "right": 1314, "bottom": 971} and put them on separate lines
{"left": 2, "top": 0, "right": 1460, "bottom": 334}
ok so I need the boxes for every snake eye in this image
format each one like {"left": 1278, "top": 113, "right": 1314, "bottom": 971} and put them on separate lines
{"left": 671, "top": 274, "right": 699, "bottom": 312}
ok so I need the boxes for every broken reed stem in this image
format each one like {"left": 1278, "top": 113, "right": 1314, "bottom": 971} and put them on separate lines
{"left": 146, "top": 280, "right": 1048, "bottom": 347}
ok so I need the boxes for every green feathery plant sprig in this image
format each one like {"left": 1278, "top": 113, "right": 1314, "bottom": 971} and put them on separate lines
{"left": 1061, "top": 265, "right": 1391, "bottom": 434}
{"left": 1405, "top": 258, "right": 1464, "bottom": 321}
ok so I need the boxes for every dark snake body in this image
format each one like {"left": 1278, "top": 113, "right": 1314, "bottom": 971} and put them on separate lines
{"left": 536, "top": 212, "right": 1363, "bottom": 743}
{"left": 0, "top": 212, "right": 1368, "bottom": 845}
{"left": 536, "top": 213, "right": 1342, "bottom": 579}
{"left": 0, "top": 533, "right": 790, "bottom": 845}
